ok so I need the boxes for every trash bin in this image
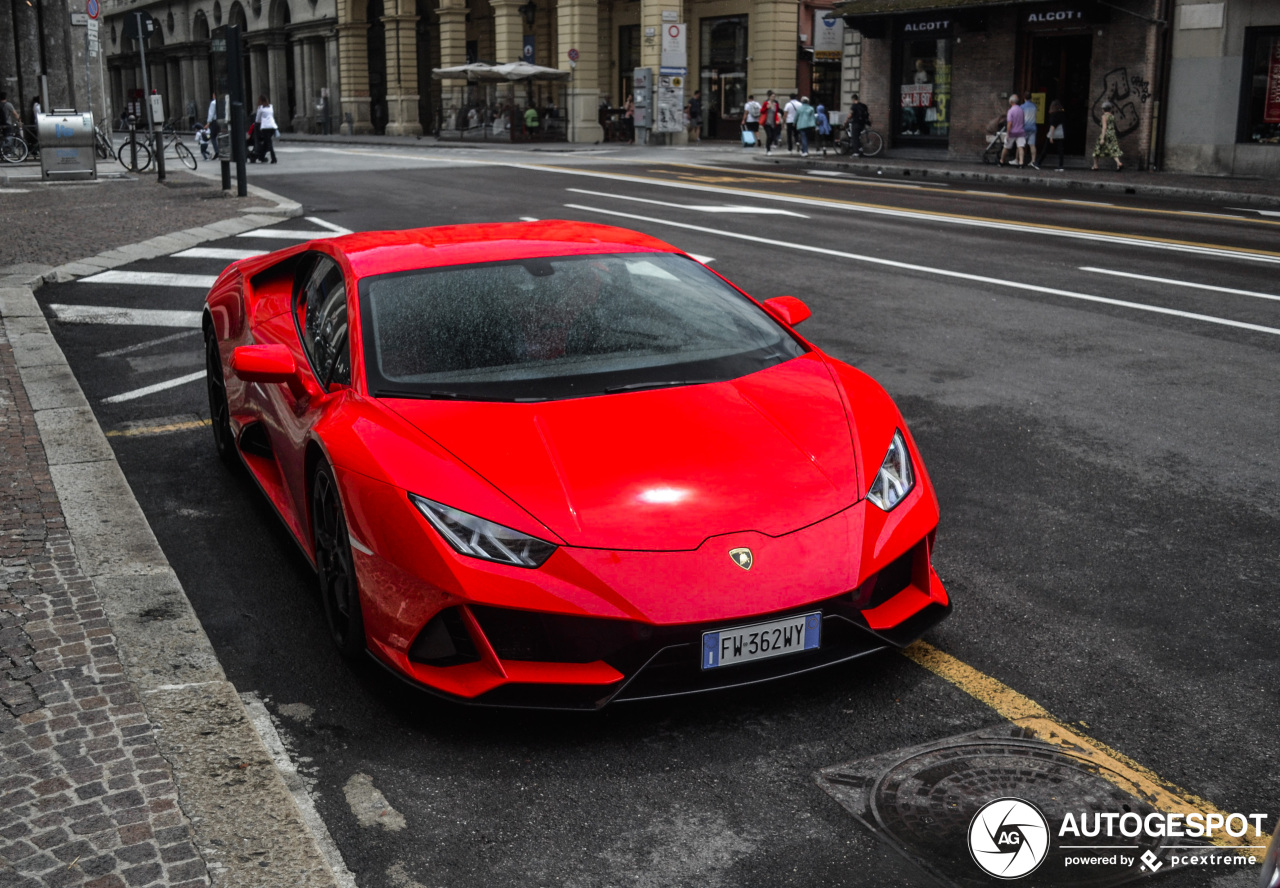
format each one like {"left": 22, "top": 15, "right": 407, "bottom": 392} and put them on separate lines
{"left": 37, "top": 112, "right": 98, "bottom": 181}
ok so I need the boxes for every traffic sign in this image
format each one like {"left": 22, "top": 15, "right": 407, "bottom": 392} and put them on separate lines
{"left": 86, "top": 0, "right": 100, "bottom": 19}
{"left": 122, "top": 10, "right": 157, "bottom": 40}
{"left": 567, "top": 48, "right": 579, "bottom": 62}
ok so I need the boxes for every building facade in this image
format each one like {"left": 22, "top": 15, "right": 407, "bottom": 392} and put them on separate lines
{"left": 1162, "top": 0, "right": 1279, "bottom": 176}
{"left": 834, "top": 0, "right": 1167, "bottom": 166}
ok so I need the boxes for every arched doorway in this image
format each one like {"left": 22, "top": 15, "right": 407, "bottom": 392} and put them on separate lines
{"left": 366, "top": 0, "right": 387, "bottom": 133}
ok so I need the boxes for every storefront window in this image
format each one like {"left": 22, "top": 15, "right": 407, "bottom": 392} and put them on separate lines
{"left": 1240, "top": 28, "right": 1280, "bottom": 144}
{"left": 699, "top": 16, "right": 748, "bottom": 140}
{"left": 895, "top": 20, "right": 951, "bottom": 146}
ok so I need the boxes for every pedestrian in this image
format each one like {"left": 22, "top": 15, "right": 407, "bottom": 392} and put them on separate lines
{"left": 999, "top": 93, "right": 1026, "bottom": 167}
{"left": 760, "top": 91, "right": 784, "bottom": 156}
{"left": 195, "top": 124, "right": 212, "bottom": 160}
{"left": 741, "top": 94, "right": 761, "bottom": 146}
{"left": 524, "top": 104, "right": 540, "bottom": 139}
{"left": 622, "top": 94, "right": 634, "bottom": 143}
{"left": 795, "top": 96, "right": 816, "bottom": 157}
{"left": 207, "top": 91, "right": 221, "bottom": 159}
{"left": 1046, "top": 99, "right": 1066, "bottom": 171}
{"left": 251, "top": 95, "right": 278, "bottom": 163}
{"left": 846, "top": 92, "right": 870, "bottom": 155}
{"left": 1091, "top": 100, "right": 1124, "bottom": 171}
{"left": 0, "top": 93, "right": 19, "bottom": 135}
{"left": 815, "top": 103, "right": 831, "bottom": 155}
{"left": 688, "top": 89, "right": 702, "bottom": 143}
{"left": 784, "top": 93, "right": 801, "bottom": 153}
{"left": 1020, "top": 92, "right": 1040, "bottom": 169}
{"left": 185, "top": 98, "right": 197, "bottom": 130}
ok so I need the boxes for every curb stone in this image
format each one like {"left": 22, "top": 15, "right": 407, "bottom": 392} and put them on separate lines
{"left": 0, "top": 185, "right": 349, "bottom": 888}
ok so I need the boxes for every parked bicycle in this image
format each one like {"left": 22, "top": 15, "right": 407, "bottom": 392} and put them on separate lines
{"left": 119, "top": 122, "right": 197, "bottom": 172}
{"left": 0, "top": 125, "right": 30, "bottom": 163}
{"left": 94, "top": 118, "right": 116, "bottom": 161}
{"left": 835, "top": 121, "right": 884, "bottom": 158}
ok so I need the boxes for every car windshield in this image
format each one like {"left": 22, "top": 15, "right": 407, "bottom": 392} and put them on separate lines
{"left": 358, "top": 252, "right": 807, "bottom": 401}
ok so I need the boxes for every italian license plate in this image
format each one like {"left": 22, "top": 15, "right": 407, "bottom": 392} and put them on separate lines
{"left": 701, "top": 612, "right": 821, "bottom": 670}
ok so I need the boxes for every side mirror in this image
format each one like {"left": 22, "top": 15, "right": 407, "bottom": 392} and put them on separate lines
{"left": 232, "top": 344, "right": 307, "bottom": 399}
{"left": 763, "top": 295, "right": 811, "bottom": 327}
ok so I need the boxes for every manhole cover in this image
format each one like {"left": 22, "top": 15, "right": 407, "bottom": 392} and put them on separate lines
{"left": 816, "top": 723, "right": 1195, "bottom": 887}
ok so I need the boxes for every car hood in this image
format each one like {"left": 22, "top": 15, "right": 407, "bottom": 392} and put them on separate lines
{"left": 382, "top": 353, "right": 860, "bottom": 550}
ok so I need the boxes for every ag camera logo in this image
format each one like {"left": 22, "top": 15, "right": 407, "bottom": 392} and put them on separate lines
{"left": 969, "top": 798, "right": 1050, "bottom": 879}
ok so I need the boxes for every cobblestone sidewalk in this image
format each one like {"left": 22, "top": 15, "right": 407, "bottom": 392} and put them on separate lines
{"left": 0, "top": 330, "right": 209, "bottom": 888}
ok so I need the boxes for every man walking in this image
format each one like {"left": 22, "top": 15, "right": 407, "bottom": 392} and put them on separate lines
{"left": 207, "top": 91, "right": 221, "bottom": 159}
{"left": 1020, "top": 92, "right": 1040, "bottom": 169}
{"left": 687, "top": 89, "right": 702, "bottom": 143}
{"left": 784, "top": 93, "right": 801, "bottom": 153}
{"left": 999, "top": 94, "right": 1026, "bottom": 167}
{"left": 847, "top": 92, "right": 870, "bottom": 155}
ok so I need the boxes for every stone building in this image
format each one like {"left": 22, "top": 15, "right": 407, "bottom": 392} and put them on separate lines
{"left": 2, "top": 0, "right": 105, "bottom": 124}
{"left": 1162, "top": 0, "right": 1279, "bottom": 176}
{"left": 832, "top": 0, "right": 1167, "bottom": 166}
{"left": 93, "top": 0, "right": 846, "bottom": 141}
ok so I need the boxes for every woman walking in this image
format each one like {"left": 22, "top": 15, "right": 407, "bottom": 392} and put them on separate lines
{"left": 1046, "top": 99, "right": 1066, "bottom": 171}
{"left": 1091, "top": 100, "right": 1123, "bottom": 171}
{"left": 251, "top": 95, "right": 278, "bottom": 164}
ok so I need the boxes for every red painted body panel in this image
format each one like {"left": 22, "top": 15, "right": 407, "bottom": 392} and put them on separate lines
{"left": 204, "top": 221, "right": 951, "bottom": 705}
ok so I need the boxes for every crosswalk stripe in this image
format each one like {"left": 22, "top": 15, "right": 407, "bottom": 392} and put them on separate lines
{"left": 78, "top": 270, "right": 218, "bottom": 288}
{"left": 103, "top": 371, "right": 206, "bottom": 404}
{"left": 173, "top": 247, "right": 268, "bottom": 261}
{"left": 237, "top": 229, "right": 343, "bottom": 240}
{"left": 49, "top": 304, "right": 203, "bottom": 328}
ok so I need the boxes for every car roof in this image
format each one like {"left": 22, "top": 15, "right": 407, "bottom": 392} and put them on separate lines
{"left": 325, "top": 220, "right": 681, "bottom": 280}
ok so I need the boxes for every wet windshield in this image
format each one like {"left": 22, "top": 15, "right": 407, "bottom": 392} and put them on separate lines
{"left": 359, "top": 252, "right": 806, "bottom": 401}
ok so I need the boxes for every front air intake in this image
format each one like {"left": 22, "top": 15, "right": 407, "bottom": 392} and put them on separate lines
{"left": 408, "top": 607, "right": 481, "bottom": 666}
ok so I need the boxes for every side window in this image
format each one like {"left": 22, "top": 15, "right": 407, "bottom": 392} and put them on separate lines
{"left": 296, "top": 256, "right": 350, "bottom": 388}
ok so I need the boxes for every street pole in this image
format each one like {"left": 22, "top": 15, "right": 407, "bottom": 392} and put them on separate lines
{"left": 134, "top": 12, "right": 165, "bottom": 181}
{"left": 226, "top": 24, "right": 247, "bottom": 197}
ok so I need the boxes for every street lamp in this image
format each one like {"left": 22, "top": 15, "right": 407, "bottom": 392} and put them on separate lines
{"left": 518, "top": 0, "right": 536, "bottom": 28}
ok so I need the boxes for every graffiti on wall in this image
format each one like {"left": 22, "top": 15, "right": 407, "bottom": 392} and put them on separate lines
{"left": 1091, "top": 68, "right": 1145, "bottom": 137}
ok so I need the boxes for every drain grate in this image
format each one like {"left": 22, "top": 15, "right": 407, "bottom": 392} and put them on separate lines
{"left": 816, "top": 723, "right": 1193, "bottom": 887}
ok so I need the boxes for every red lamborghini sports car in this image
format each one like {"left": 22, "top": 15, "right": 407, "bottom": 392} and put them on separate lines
{"left": 203, "top": 220, "right": 950, "bottom": 708}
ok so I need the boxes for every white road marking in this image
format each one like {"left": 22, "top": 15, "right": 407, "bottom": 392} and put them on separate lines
{"left": 1060, "top": 199, "right": 1115, "bottom": 207}
{"left": 687, "top": 253, "right": 715, "bottom": 265}
{"left": 967, "top": 190, "right": 1008, "bottom": 196}
{"left": 173, "top": 247, "right": 267, "bottom": 260}
{"left": 237, "top": 229, "right": 343, "bottom": 240}
{"left": 566, "top": 188, "right": 809, "bottom": 218}
{"left": 1225, "top": 207, "right": 1280, "bottom": 217}
{"left": 78, "top": 270, "right": 218, "bottom": 288}
{"left": 305, "top": 216, "right": 353, "bottom": 235}
{"left": 1, "top": 189, "right": 31, "bottom": 194}
{"left": 807, "top": 170, "right": 847, "bottom": 177}
{"left": 1080, "top": 267, "right": 1280, "bottom": 303}
{"left": 240, "top": 693, "right": 358, "bottom": 888}
{"left": 98, "top": 329, "right": 200, "bottom": 357}
{"left": 49, "top": 304, "right": 203, "bottom": 327}
{"left": 103, "top": 370, "right": 206, "bottom": 403}
{"left": 519, "top": 216, "right": 539, "bottom": 221}
{"left": 565, "top": 203, "right": 1280, "bottom": 338}
{"left": 526, "top": 164, "right": 1280, "bottom": 265}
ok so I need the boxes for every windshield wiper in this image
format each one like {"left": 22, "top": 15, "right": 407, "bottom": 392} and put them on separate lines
{"left": 603, "top": 379, "right": 717, "bottom": 394}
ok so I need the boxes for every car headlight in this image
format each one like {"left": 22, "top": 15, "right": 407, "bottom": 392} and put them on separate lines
{"left": 409, "top": 494, "right": 556, "bottom": 568}
{"left": 867, "top": 430, "right": 915, "bottom": 512}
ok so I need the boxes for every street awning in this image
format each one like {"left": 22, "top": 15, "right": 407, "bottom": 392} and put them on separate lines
{"left": 830, "top": 0, "right": 1053, "bottom": 17}
{"left": 432, "top": 62, "right": 571, "bottom": 82}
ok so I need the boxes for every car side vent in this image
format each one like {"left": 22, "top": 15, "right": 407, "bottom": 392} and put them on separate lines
{"left": 854, "top": 547, "right": 916, "bottom": 610}
{"left": 238, "top": 421, "right": 273, "bottom": 458}
{"left": 409, "top": 607, "right": 481, "bottom": 667}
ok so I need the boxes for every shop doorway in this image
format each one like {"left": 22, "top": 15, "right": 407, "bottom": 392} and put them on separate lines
{"left": 699, "top": 16, "right": 748, "bottom": 140}
{"left": 1023, "top": 34, "right": 1092, "bottom": 155}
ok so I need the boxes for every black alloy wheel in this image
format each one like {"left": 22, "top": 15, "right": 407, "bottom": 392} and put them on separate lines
{"left": 204, "top": 331, "right": 238, "bottom": 467}
{"left": 312, "top": 463, "right": 366, "bottom": 660}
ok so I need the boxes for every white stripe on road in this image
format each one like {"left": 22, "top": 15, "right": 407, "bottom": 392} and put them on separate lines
{"left": 1226, "top": 208, "right": 1280, "bottom": 218}
{"left": 305, "top": 216, "right": 353, "bottom": 235}
{"left": 78, "top": 270, "right": 218, "bottom": 288}
{"left": 98, "top": 329, "right": 201, "bottom": 357}
{"left": 103, "top": 370, "right": 206, "bottom": 404}
{"left": 173, "top": 247, "right": 268, "bottom": 260}
{"left": 687, "top": 253, "right": 715, "bottom": 265}
{"left": 1080, "top": 267, "right": 1280, "bottom": 303}
{"left": 1060, "top": 199, "right": 1115, "bottom": 207}
{"left": 565, "top": 203, "right": 1280, "bottom": 339}
{"left": 238, "top": 229, "right": 343, "bottom": 240}
{"left": 520, "top": 163, "right": 1280, "bottom": 265}
{"left": 49, "top": 304, "right": 203, "bottom": 327}
{"left": 566, "top": 189, "right": 808, "bottom": 218}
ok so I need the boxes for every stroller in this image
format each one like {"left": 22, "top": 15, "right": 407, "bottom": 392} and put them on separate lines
{"left": 982, "top": 122, "right": 1008, "bottom": 164}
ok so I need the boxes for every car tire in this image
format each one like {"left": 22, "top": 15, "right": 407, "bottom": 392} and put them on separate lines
{"left": 204, "top": 331, "right": 239, "bottom": 467}
{"left": 312, "top": 463, "right": 366, "bottom": 661}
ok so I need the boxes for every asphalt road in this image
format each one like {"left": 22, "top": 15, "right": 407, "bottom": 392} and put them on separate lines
{"left": 33, "top": 145, "right": 1279, "bottom": 888}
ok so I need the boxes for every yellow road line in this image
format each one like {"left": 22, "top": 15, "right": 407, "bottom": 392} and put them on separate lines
{"left": 903, "top": 641, "right": 1257, "bottom": 849}
{"left": 661, "top": 161, "right": 1280, "bottom": 228}
{"left": 106, "top": 418, "right": 211, "bottom": 437}
{"left": 533, "top": 163, "right": 1280, "bottom": 261}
